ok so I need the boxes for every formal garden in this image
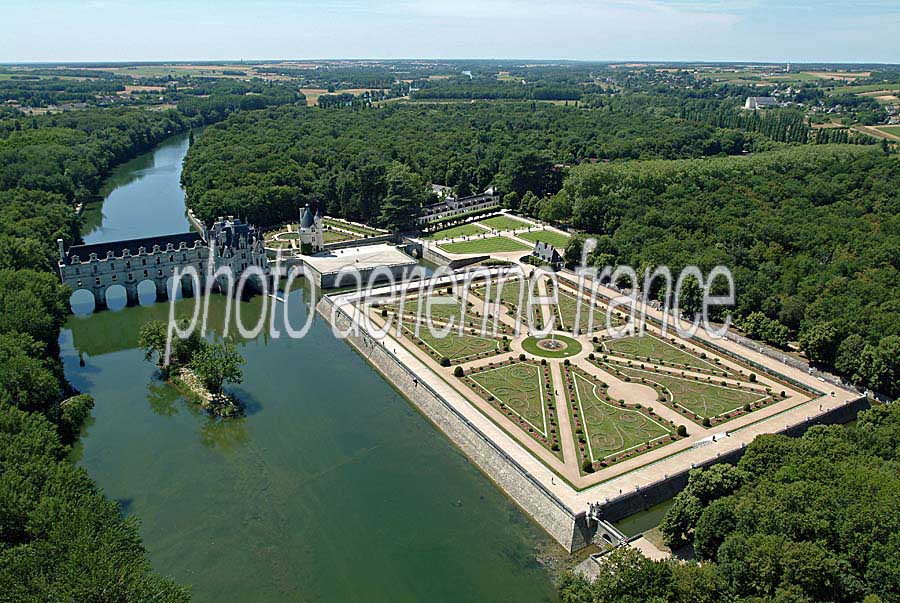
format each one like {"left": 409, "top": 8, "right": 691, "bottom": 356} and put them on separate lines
{"left": 565, "top": 366, "right": 681, "bottom": 473}
{"left": 463, "top": 359, "right": 562, "bottom": 456}
{"left": 403, "top": 323, "right": 505, "bottom": 363}
{"left": 601, "top": 333, "right": 732, "bottom": 377}
{"left": 599, "top": 361, "right": 778, "bottom": 426}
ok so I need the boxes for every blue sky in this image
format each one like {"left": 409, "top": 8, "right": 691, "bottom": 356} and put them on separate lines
{"left": 2, "top": 0, "right": 899, "bottom": 63}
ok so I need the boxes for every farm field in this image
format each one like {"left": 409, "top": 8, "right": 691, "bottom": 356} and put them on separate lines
{"left": 569, "top": 370, "right": 672, "bottom": 463}
{"left": 439, "top": 236, "right": 530, "bottom": 254}
{"left": 828, "top": 83, "right": 900, "bottom": 95}
{"left": 517, "top": 229, "right": 570, "bottom": 249}
{"left": 479, "top": 215, "right": 530, "bottom": 231}
{"left": 875, "top": 125, "right": 900, "bottom": 137}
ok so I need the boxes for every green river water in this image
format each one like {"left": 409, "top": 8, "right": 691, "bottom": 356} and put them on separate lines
{"left": 60, "top": 130, "right": 561, "bottom": 602}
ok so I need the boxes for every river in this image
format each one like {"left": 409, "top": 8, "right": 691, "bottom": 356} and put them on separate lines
{"left": 59, "top": 130, "right": 561, "bottom": 602}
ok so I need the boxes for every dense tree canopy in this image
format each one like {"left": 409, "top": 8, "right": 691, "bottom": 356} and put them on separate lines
{"left": 181, "top": 100, "right": 761, "bottom": 227}
{"left": 542, "top": 145, "right": 900, "bottom": 397}
{"left": 562, "top": 402, "right": 900, "bottom": 603}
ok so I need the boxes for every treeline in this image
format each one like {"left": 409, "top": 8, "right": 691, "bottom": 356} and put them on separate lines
{"left": 176, "top": 85, "right": 301, "bottom": 122}
{"left": 181, "top": 100, "right": 756, "bottom": 229}
{"left": 561, "top": 401, "right": 900, "bottom": 603}
{"left": 544, "top": 145, "right": 900, "bottom": 397}
{"left": 0, "top": 108, "right": 192, "bottom": 213}
{"left": 814, "top": 127, "right": 879, "bottom": 144}
{"left": 680, "top": 102, "right": 812, "bottom": 143}
{"left": 254, "top": 65, "right": 398, "bottom": 88}
{"left": 410, "top": 78, "right": 594, "bottom": 101}
{"left": 0, "top": 77, "right": 126, "bottom": 106}
{"left": 0, "top": 107, "right": 194, "bottom": 599}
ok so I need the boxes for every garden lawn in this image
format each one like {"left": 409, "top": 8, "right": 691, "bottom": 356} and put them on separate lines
{"left": 468, "top": 362, "right": 550, "bottom": 436}
{"left": 613, "top": 365, "right": 767, "bottom": 420}
{"left": 478, "top": 215, "right": 530, "bottom": 231}
{"left": 406, "top": 324, "right": 500, "bottom": 361}
{"left": 553, "top": 289, "right": 617, "bottom": 333}
{"left": 438, "top": 236, "right": 530, "bottom": 254}
{"left": 471, "top": 279, "right": 529, "bottom": 313}
{"left": 571, "top": 371, "right": 671, "bottom": 462}
{"left": 396, "top": 295, "right": 501, "bottom": 331}
{"left": 603, "top": 334, "right": 723, "bottom": 373}
{"left": 424, "top": 223, "right": 487, "bottom": 240}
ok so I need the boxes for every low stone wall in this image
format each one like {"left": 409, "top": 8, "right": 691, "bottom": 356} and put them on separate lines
{"left": 317, "top": 295, "right": 592, "bottom": 551}
{"left": 596, "top": 393, "right": 869, "bottom": 522}
{"left": 324, "top": 233, "right": 396, "bottom": 251}
{"left": 420, "top": 243, "right": 487, "bottom": 270}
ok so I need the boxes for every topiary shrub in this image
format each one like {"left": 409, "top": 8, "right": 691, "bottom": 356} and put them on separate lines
{"left": 676, "top": 425, "right": 687, "bottom": 437}
{"left": 582, "top": 459, "right": 595, "bottom": 473}
{"left": 702, "top": 417, "right": 711, "bottom": 427}
{"left": 439, "top": 356, "right": 451, "bottom": 367}
{"left": 453, "top": 366, "right": 464, "bottom": 377}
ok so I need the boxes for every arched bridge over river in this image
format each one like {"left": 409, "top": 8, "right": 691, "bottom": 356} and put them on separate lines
{"left": 58, "top": 217, "right": 270, "bottom": 311}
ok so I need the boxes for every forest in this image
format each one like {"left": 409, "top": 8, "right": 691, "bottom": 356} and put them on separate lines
{"left": 180, "top": 99, "right": 759, "bottom": 228}
{"left": 542, "top": 145, "right": 900, "bottom": 398}
{"left": 561, "top": 402, "right": 900, "bottom": 603}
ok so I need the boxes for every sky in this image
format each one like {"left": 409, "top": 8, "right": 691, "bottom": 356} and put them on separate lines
{"left": 2, "top": 0, "right": 899, "bottom": 64}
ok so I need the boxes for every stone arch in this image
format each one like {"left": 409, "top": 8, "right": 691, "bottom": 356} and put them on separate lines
{"left": 165, "top": 274, "right": 184, "bottom": 301}
{"left": 69, "top": 288, "right": 95, "bottom": 315}
{"left": 105, "top": 283, "right": 128, "bottom": 311}
{"left": 136, "top": 279, "right": 157, "bottom": 306}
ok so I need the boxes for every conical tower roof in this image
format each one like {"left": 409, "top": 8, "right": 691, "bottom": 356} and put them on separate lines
{"left": 299, "top": 205, "right": 314, "bottom": 229}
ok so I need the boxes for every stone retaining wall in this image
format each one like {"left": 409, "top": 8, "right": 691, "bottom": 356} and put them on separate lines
{"left": 317, "top": 295, "right": 593, "bottom": 552}
{"left": 596, "top": 393, "right": 869, "bottom": 522}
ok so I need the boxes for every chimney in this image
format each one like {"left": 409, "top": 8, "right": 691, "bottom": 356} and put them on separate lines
{"left": 57, "top": 238, "right": 65, "bottom": 264}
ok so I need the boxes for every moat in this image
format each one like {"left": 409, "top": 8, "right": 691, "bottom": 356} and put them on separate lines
{"left": 60, "top": 131, "right": 561, "bottom": 602}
